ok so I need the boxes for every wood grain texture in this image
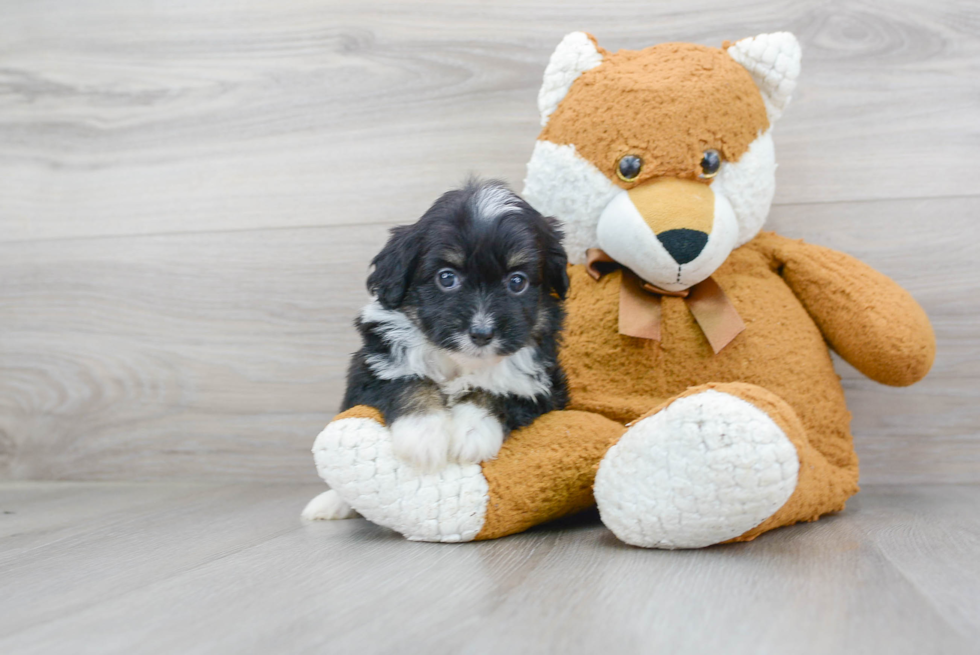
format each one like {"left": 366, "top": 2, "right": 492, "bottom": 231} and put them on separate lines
{"left": 0, "top": 0, "right": 978, "bottom": 483}
{"left": 0, "top": 0, "right": 977, "bottom": 242}
{"left": 2, "top": 197, "right": 977, "bottom": 482}
{"left": 0, "top": 482, "right": 978, "bottom": 654}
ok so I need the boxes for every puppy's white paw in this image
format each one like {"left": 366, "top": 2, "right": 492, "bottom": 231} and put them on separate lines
{"left": 449, "top": 403, "right": 505, "bottom": 464}
{"left": 390, "top": 411, "right": 453, "bottom": 471}
{"left": 301, "top": 489, "right": 360, "bottom": 520}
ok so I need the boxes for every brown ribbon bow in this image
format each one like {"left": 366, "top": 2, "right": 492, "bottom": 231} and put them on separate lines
{"left": 585, "top": 248, "right": 745, "bottom": 354}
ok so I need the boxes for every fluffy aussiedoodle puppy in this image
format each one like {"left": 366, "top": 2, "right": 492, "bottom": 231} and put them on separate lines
{"left": 342, "top": 179, "right": 570, "bottom": 471}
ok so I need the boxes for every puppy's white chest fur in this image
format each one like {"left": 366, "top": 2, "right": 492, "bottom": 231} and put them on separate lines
{"left": 360, "top": 300, "right": 551, "bottom": 401}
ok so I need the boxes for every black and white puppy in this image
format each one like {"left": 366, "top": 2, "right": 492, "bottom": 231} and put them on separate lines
{"left": 341, "top": 180, "right": 570, "bottom": 470}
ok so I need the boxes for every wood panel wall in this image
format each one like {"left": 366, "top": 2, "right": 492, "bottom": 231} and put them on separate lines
{"left": 1, "top": 0, "right": 977, "bottom": 482}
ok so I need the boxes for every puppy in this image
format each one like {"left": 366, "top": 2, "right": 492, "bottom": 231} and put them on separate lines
{"left": 341, "top": 180, "right": 570, "bottom": 471}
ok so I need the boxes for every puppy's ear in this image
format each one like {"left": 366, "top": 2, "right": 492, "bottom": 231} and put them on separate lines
{"left": 542, "top": 216, "right": 569, "bottom": 299}
{"left": 367, "top": 224, "right": 422, "bottom": 309}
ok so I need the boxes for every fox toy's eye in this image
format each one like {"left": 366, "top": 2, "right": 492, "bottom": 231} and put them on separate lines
{"left": 700, "top": 149, "right": 722, "bottom": 179}
{"left": 616, "top": 155, "right": 643, "bottom": 182}
{"left": 507, "top": 272, "right": 529, "bottom": 295}
{"left": 436, "top": 268, "right": 460, "bottom": 290}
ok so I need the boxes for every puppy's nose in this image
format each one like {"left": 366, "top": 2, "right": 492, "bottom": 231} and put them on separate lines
{"left": 657, "top": 228, "right": 708, "bottom": 265}
{"left": 468, "top": 325, "right": 495, "bottom": 347}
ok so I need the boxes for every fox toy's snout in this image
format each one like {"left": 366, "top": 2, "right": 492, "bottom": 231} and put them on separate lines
{"left": 596, "top": 177, "right": 738, "bottom": 292}
{"left": 627, "top": 178, "right": 715, "bottom": 264}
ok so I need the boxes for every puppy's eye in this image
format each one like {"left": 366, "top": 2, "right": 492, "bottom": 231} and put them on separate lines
{"left": 699, "top": 149, "right": 722, "bottom": 179}
{"left": 616, "top": 155, "right": 643, "bottom": 182}
{"left": 507, "top": 272, "right": 529, "bottom": 295}
{"left": 436, "top": 268, "right": 460, "bottom": 290}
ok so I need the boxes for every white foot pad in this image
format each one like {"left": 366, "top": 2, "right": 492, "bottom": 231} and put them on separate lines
{"left": 311, "top": 417, "right": 489, "bottom": 542}
{"left": 595, "top": 390, "right": 799, "bottom": 549}
{"left": 301, "top": 489, "right": 359, "bottom": 520}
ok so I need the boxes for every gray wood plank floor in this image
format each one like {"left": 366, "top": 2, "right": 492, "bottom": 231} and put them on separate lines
{"left": 1, "top": 482, "right": 978, "bottom": 654}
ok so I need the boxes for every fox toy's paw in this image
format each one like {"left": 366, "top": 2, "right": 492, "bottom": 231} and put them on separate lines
{"left": 594, "top": 389, "right": 800, "bottom": 549}
{"left": 310, "top": 409, "right": 490, "bottom": 542}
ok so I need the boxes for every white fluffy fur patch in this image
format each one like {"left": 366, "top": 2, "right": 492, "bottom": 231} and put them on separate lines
{"left": 594, "top": 390, "right": 799, "bottom": 549}
{"left": 470, "top": 184, "right": 521, "bottom": 222}
{"left": 711, "top": 130, "right": 777, "bottom": 247}
{"left": 311, "top": 417, "right": 489, "bottom": 542}
{"left": 360, "top": 300, "right": 551, "bottom": 401}
{"left": 523, "top": 140, "right": 620, "bottom": 265}
{"left": 727, "top": 32, "right": 801, "bottom": 123}
{"left": 390, "top": 410, "right": 454, "bottom": 472}
{"left": 301, "top": 489, "right": 359, "bottom": 520}
{"left": 449, "top": 402, "right": 505, "bottom": 464}
{"left": 538, "top": 32, "right": 604, "bottom": 126}
{"left": 387, "top": 402, "right": 504, "bottom": 471}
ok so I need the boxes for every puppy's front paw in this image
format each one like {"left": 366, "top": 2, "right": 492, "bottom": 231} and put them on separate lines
{"left": 390, "top": 411, "right": 453, "bottom": 471}
{"left": 449, "top": 403, "right": 505, "bottom": 464}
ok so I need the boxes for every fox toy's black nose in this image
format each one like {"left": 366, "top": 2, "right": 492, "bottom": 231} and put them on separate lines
{"left": 469, "top": 325, "right": 495, "bottom": 347}
{"left": 657, "top": 228, "right": 708, "bottom": 265}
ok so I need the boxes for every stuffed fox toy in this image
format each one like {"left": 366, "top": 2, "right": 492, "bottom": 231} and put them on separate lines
{"left": 307, "top": 32, "right": 935, "bottom": 548}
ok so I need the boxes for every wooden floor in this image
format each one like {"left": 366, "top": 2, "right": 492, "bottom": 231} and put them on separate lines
{"left": 1, "top": 482, "right": 978, "bottom": 654}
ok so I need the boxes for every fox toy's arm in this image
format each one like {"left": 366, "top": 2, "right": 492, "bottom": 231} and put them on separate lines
{"left": 762, "top": 233, "right": 936, "bottom": 387}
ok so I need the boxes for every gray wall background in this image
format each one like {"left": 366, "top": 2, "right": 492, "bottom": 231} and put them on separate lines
{"left": 1, "top": 0, "right": 977, "bottom": 483}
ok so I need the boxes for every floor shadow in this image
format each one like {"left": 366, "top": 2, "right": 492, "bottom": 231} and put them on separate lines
{"left": 524, "top": 507, "right": 603, "bottom": 535}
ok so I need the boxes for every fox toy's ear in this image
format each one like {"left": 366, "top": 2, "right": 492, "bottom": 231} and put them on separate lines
{"left": 538, "top": 32, "right": 604, "bottom": 126}
{"left": 726, "top": 32, "right": 802, "bottom": 123}
{"left": 367, "top": 224, "right": 422, "bottom": 309}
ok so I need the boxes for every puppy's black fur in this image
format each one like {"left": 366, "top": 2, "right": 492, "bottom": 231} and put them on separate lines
{"left": 342, "top": 180, "right": 569, "bottom": 434}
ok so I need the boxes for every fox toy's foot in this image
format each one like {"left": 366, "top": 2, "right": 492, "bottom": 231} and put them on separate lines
{"left": 594, "top": 386, "right": 800, "bottom": 549}
{"left": 311, "top": 409, "right": 490, "bottom": 542}
{"left": 310, "top": 391, "right": 856, "bottom": 545}
{"left": 308, "top": 406, "right": 626, "bottom": 542}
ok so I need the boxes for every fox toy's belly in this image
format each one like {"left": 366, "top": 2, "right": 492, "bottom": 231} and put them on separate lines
{"left": 561, "top": 242, "right": 856, "bottom": 470}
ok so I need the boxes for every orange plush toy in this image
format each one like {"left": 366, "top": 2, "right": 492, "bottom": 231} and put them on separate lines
{"left": 305, "top": 32, "right": 936, "bottom": 548}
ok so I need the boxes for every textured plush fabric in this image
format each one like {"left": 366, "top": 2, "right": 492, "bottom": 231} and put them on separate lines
{"left": 333, "top": 405, "right": 386, "bottom": 424}
{"left": 537, "top": 31, "right": 604, "bottom": 125}
{"left": 714, "top": 382, "right": 858, "bottom": 542}
{"left": 560, "top": 232, "right": 932, "bottom": 437}
{"left": 313, "top": 412, "right": 491, "bottom": 543}
{"left": 509, "top": 232, "right": 931, "bottom": 541}
{"left": 724, "top": 32, "right": 802, "bottom": 121}
{"left": 475, "top": 410, "right": 625, "bottom": 540}
{"left": 775, "top": 238, "right": 936, "bottom": 386}
{"left": 314, "top": 406, "right": 625, "bottom": 542}
{"left": 596, "top": 385, "right": 801, "bottom": 548}
{"left": 541, "top": 42, "right": 769, "bottom": 188}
